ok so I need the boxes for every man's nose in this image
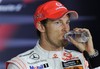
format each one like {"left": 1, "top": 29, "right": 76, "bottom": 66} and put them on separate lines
{"left": 62, "top": 23, "right": 70, "bottom": 32}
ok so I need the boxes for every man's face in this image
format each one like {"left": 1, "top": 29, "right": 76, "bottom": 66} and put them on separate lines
{"left": 44, "top": 14, "right": 70, "bottom": 47}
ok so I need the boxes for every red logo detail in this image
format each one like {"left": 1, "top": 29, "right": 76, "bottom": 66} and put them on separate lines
{"left": 53, "top": 54, "right": 58, "bottom": 58}
{"left": 62, "top": 52, "right": 72, "bottom": 61}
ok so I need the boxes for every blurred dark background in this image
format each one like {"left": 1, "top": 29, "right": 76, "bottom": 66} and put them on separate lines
{"left": 0, "top": 0, "right": 99, "bottom": 69}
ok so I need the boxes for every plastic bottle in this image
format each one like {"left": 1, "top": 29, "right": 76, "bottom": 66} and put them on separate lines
{"left": 64, "top": 30, "right": 89, "bottom": 43}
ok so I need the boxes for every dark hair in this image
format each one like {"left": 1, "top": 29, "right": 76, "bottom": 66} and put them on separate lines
{"left": 36, "top": 19, "right": 48, "bottom": 37}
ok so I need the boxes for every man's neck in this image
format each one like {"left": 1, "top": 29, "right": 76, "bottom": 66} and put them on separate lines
{"left": 39, "top": 39, "right": 63, "bottom": 51}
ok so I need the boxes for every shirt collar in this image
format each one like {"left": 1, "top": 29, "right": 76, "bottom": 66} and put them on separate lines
{"left": 34, "top": 40, "right": 65, "bottom": 59}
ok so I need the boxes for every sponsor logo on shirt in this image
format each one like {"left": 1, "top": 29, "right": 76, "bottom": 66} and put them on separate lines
{"left": 62, "top": 51, "right": 72, "bottom": 61}
{"left": 62, "top": 59, "right": 83, "bottom": 69}
{"left": 27, "top": 59, "right": 47, "bottom": 64}
{"left": 53, "top": 54, "right": 58, "bottom": 58}
{"left": 29, "top": 53, "right": 40, "bottom": 60}
{"left": 29, "top": 63, "right": 49, "bottom": 69}
{"left": 64, "top": 66, "right": 83, "bottom": 69}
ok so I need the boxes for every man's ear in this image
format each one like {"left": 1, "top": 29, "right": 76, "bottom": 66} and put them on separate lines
{"left": 36, "top": 22, "right": 45, "bottom": 32}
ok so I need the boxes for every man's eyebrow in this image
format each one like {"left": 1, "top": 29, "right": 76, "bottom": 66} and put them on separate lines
{"left": 48, "top": 19, "right": 60, "bottom": 22}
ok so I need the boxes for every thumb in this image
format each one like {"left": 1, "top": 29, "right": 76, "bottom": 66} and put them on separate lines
{"left": 68, "top": 36, "right": 86, "bottom": 52}
{"left": 68, "top": 36, "right": 78, "bottom": 46}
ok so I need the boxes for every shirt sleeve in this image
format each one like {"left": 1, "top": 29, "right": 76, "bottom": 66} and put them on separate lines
{"left": 7, "top": 63, "right": 20, "bottom": 69}
{"left": 83, "top": 50, "right": 100, "bottom": 69}
{"left": 89, "top": 55, "right": 100, "bottom": 68}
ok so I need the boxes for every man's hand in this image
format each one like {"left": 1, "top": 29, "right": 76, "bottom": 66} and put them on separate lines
{"left": 68, "top": 28, "right": 95, "bottom": 55}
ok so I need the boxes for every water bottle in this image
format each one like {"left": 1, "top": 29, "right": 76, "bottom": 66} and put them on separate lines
{"left": 64, "top": 30, "right": 89, "bottom": 43}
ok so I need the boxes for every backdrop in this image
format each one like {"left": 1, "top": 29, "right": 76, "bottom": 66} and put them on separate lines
{"left": 0, "top": 0, "right": 99, "bottom": 69}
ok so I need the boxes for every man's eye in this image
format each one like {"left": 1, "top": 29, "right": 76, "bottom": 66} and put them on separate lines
{"left": 66, "top": 22, "right": 69, "bottom": 24}
{"left": 66, "top": 21, "right": 70, "bottom": 24}
{"left": 55, "top": 22, "right": 62, "bottom": 24}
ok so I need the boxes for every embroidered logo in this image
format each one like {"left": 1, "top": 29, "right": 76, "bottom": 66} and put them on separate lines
{"left": 56, "top": 2, "right": 66, "bottom": 10}
{"left": 53, "top": 54, "right": 58, "bottom": 58}
{"left": 29, "top": 53, "right": 40, "bottom": 60}
{"left": 62, "top": 51, "right": 72, "bottom": 61}
{"left": 29, "top": 63, "right": 49, "bottom": 69}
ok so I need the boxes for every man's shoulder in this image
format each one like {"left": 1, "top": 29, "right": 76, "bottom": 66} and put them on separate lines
{"left": 17, "top": 46, "right": 39, "bottom": 60}
{"left": 7, "top": 46, "right": 38, "bottom": 63}
{"left": 18, "top": 48, "right": 35, "bottom": 57}
{"left": 6, "top": 47, "right": 37, "bottom": 69}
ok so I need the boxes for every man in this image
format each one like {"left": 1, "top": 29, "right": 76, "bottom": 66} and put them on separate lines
{"left": 6, "top": 1, "right": 100, "bottom": 69}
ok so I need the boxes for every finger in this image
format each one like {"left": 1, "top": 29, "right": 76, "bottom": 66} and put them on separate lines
{"left": 81, "top": 28, "right": 92, "bottom": 38}
{"left": 68, "top": 36, "right": 86, "bottom": 52}
{"left": 74, "top": 28, "right": 92, "bottom": 38}
{"left": 73, "top": 28, "right": 83, "bottom": 32}
{"left": 68, "top": 36, "right": 78, "bottom": 46}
